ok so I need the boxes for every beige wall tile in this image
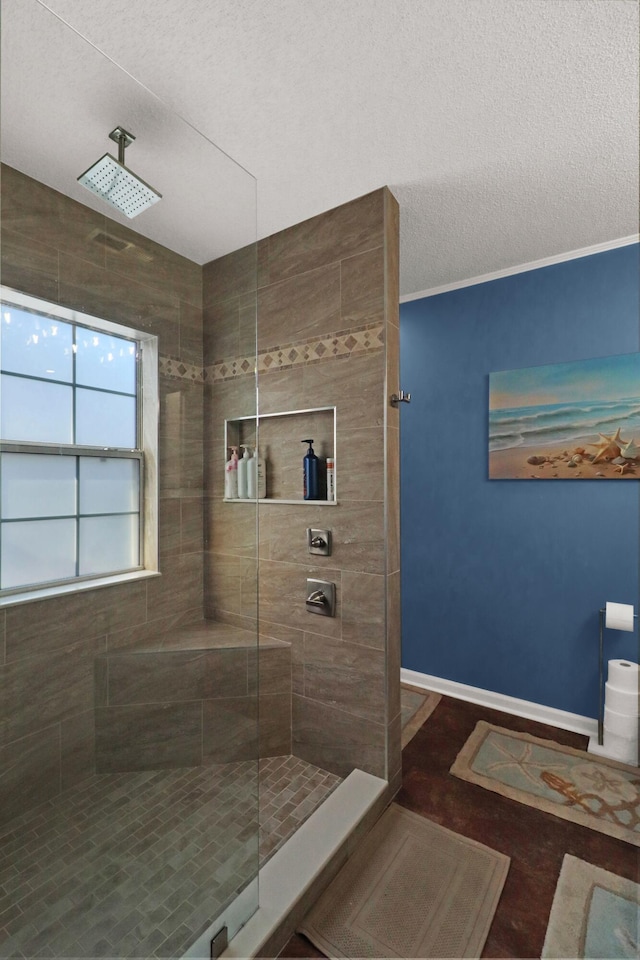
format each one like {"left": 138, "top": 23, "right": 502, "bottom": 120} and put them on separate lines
{"left": 302, "top": 634, "right": 385, "bottom": 723}
{"left": 256, "top": 365, "right": 305, "bottom": 417}
{"left": 257, "top": 263, "right": 340, "bottom": 350}
{"left": 303, "top": 352, "right": 385, "bottom": 429}
{"left": 260, "top": 190, "right": 385, "bottom": 286}
{"left": 335, "top": 425, "right": 385, "bottom": 502}
{"left": 95, "top": 702, "right": 202, "bottom": 772}
{"left": 342, "top": 570, "right": 385, "bottom": 648}
{"left": 104, "top": 221, "right": 202, "bottom": 308}
{"left": 386, "top": 570, "right": 401, "bottom": 723}
{"left": 387, "top": 711, "right": 402, "bottom": 786}
{"left": 159, "top": 498, "right": 181, "bottom": 558}
{"left": 5, "top": 581, "right": 147, "bottom": 661}
{"left": 206, "top": 497, "right": 257, "bottom": 558}
{"left": 1, "top": 164, "right": 107, "bottom": 269}
{"left": 203, "top": 242, "right": 257, "bottom": 304}
{"left": 259, "top": 622, "right": 304, "bottom": 696}
{"left": 207, "top": 378, "right": 257, "bottom": 442}
{"left": 146, "top": 553, "right": 203, "bottom": 621}
{"left": 0, "top": 726, "right": 61, "bottom": 827}
{"left": 59, "top": 253, "right": 181, "bottom": 357}
{"left": 181, "top": 498, "right": 204, "bottom": 555}
{"left": 203, "top": 696, "right": 257, "bottom": 763}
{"left": 1, "top": 636, "right": 106, "bottom": 746}
{"left": 386, "top": 424, "right": 400, "bottom": 575}
{"left": 60, "top": 710, "right": 95, "bottom": 791}
{"left": 384, "top": 188, "right": 400, "bottom": 329}
{"left": 179, "top": 300, "right": 203, "bottom": 365}
{"left": 205, "top": 552, "right": 250, "bottom": 619}
{"left": 1, "top": 227, "right": 59, "bottom": 302}
{"left": 248, "top": 645, "right": 291, "bottom": 697}
{"left": 106, "top": 608, "right": 203, "bottom": 652}
{"left": 204, "top": 296, "right": 242, "bottom": 363}
{"left": 238, "top": 291, "right": 257, "bottom": 358}
{"left": 259, "top": 693, "right": 291, "bottom": 756}
{"left": 106, "top": 648, "right": 248, "bottom": 705}
{"left": 340, "top": 246, "right": 385, "bottom": 328}
{"left": 292, "top": 695, "right": 385, "bottom": 779}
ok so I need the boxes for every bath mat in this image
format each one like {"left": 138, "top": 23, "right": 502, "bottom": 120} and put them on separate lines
{"left": 298, "top": 802, "right": 509, "bottom": 958}
{"left": 401, "top": 683, "right": 442, "bottom": 747}
{"left": 542, "top": 854, "right": 640, "bottom": 958}
{"left": 451, "top": 721, "right": 640, "bottom": 846}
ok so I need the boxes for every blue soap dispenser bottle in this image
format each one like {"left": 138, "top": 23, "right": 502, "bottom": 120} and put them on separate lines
{"left": 301, "top": 439, "right": 319, "bottom": 500}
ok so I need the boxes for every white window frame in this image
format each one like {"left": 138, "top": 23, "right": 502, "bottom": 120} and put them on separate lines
{"left": 0, "top": 286, "right": 159, "bottom": 606}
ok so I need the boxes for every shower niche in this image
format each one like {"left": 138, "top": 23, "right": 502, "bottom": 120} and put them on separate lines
{"left": 224, "top": 405, "right": 337, "bottom": 504}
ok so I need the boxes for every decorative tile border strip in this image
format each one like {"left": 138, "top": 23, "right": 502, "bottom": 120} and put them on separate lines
{"left": 160, "top": 322, "right": 385, "bottom": 384}
{"left": 159, "top": 356, "right": 205, "bottom": 382}
{"left": 207, "top": 321, "right": 384, "bottom": 383}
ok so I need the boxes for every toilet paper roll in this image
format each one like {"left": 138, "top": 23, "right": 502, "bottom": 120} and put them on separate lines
{"left": 604, "top": 705, "right": 640, "bottom": 738}
{"left": 605, "top": 601, "right": 635, "bottom": 631}
{"left": 603, "top": 728, "right": 639, "bottom": 765}
{"left": 605, "top": 681, "right": 640, "bottom": 716}
{"left": 607, "top": 659, "right": 640, "bottom": 693}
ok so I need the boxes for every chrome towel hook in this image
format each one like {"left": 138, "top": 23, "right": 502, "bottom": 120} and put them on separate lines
{"left": 390, "top": 390, "right": 411, "bottom": 407}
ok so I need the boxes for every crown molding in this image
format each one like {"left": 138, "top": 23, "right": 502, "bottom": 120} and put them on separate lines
{"left": 400, "top": 234, "right": 640, "bottom": 303}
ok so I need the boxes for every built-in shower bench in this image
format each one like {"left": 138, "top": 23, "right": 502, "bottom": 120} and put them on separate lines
{"left": 94, "top": 620, "right": 292, "bottom": 772}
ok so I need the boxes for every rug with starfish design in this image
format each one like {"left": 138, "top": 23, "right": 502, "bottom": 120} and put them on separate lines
{"left": 451, "top": 721, "right": 640, "bottom": 846}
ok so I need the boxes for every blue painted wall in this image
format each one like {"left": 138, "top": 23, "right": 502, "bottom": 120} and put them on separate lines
{"left": 400, "top": 244, "right": 640, "bottom": 718}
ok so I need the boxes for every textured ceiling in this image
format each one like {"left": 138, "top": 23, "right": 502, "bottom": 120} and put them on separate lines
{"left": 3, "top": 0, "right": 638, "bottom": 295}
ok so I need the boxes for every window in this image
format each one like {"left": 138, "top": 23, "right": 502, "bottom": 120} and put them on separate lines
{"left": 0, "top": 287, "right": 158, "bottom": 597}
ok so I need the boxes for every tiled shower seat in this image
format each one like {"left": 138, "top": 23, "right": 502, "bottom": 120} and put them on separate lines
{"left": 94, "top": 620, "right": 292, "bottom": 771}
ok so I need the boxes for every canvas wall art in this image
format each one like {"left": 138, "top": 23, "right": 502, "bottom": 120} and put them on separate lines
{"left": 489, "top": 352, "right": 640, "bottom": 479}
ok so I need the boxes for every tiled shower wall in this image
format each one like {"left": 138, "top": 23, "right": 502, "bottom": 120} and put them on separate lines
{"left": 203, "top": 189, "right": 401, "bottom": 785}
{"left": 0, "top": 165, "right": 206, "bottom": 825}
{"left": 0, "top": 169, "right": 402, "bottom": 827}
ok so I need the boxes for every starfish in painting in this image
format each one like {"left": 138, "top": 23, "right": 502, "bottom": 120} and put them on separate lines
{"left": 588, "top": 428, "right": 628, "bottom": 464}
{"left": 617, "top": 462, "right": 630, "bottom": 475}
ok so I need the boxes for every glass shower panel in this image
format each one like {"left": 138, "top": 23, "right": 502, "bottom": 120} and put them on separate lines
{"left": 0, "top": 1, "right": 259, "bottom": 957}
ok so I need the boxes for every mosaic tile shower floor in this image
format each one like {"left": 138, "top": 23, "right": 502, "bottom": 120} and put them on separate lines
{"left": 0, "top": 757, "right": 341, "bottom": 959}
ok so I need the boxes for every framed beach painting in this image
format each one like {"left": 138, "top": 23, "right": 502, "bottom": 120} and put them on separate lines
{"left": 489, "top": 352, "right": 640, "bottom": 479}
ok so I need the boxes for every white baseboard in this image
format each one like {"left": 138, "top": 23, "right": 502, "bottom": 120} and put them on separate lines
{"left": 401, "top": 667, "right": 598, "bottom": 738}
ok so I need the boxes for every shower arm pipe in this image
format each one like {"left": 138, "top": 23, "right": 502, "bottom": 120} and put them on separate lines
{"left": 109, "top": 126, "right": 135, "bottom": 165}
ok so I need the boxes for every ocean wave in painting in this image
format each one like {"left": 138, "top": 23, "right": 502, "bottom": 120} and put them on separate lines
{"left": 489, "top": 397, "right": 640, "bottom": 452}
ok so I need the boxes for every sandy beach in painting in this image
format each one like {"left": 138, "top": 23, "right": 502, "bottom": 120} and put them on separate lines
{"left": 490, "top": 435, "right": 638, "bottom": 479}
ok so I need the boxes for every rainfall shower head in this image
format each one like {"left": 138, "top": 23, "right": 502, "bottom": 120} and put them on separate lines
{"left": 78, "top": 126, "right": 162, "bottom": 219}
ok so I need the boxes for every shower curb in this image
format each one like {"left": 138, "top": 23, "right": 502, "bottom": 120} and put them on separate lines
{"left": 184, "top": 768, "right": 388, "bottom": 959}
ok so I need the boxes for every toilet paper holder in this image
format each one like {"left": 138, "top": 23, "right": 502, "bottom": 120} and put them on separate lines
{"left": 597, "top": 604, "right": 638, "bottom": 745}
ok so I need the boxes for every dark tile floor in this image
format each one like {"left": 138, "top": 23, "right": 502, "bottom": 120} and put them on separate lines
{"left": 280, "top": 694, "right": 639, "bottom": 959}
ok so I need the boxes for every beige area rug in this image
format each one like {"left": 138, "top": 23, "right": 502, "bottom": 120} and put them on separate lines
{"left": 451, "top": 721, "right": 640, "bottom": 846}
{"left": 401, "top": 682, "right": 442, "bottom": 747}
{"left": 542, "top": 854, "right": 640, "bottom": 958}
{"left": 298, "top": 803, "right": 509, "bottom": 958}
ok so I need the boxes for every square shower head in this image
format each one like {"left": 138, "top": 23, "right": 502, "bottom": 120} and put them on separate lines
{"left": 78, "top": 153, "right": 162, "bottom": 219}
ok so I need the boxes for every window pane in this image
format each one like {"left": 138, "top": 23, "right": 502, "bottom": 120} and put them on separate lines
{"left": 75, "top": 329, "right": 137, "bottom": 394}
{"left": 1, "top": 453, "right": 76, "bottom": 518}
{"left": 75, "top": 389, "right": 136, "bottom": 448}
{"left": 1, "top": 374, "right": 73, "bottom": 443}
{"left": 1, "top": 518, "right": 76, "bottom": 589}
{"left": 0, "top": 306, "right": 73, "bottom": 381}
{"left": 79, "top": 514, "right": 139, "bottom": 575}
{"left": 79, "top": 457, "right": 139, "bottom": 514}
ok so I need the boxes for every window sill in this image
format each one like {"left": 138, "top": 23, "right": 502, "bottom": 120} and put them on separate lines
{"left": 0, "top": 569, "right": 161, "bottom": 609}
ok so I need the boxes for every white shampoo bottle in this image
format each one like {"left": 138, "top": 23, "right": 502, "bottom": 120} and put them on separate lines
{"left": 237, "top": 445, "right": 250, "bottom": 499}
